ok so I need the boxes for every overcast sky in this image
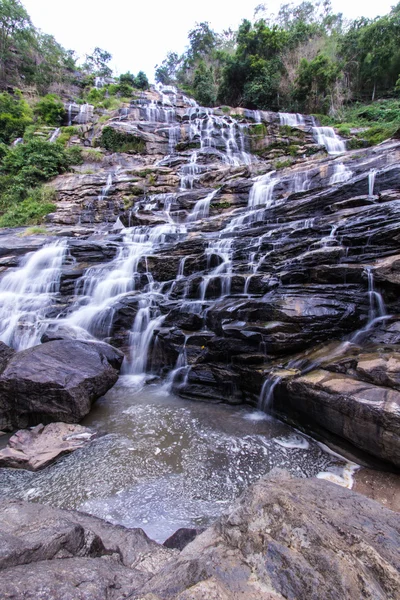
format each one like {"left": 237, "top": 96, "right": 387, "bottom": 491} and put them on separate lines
{"left": 22, "top": 0, "right": 397, "bottom": 80}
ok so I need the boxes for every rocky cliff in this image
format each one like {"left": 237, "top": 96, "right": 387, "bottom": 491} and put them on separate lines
{"left": 0, "top": 85, "right": 399, "bottom": 469}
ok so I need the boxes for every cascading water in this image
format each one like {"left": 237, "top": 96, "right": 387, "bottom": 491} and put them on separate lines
{"left": 312, "top": 126, "right": 346, "bottom": 155}
{"left": 49, "top": 128, "right": 61, "bottom": 143}
{"left": 0, "top": 241, "right": 67, "bottom": 350}
{"left": 368, "top": 168, "right": 377, "bottom": 196}
{"left": 329, "top": 163, "right": 352, "bottom": 185}
{"left": 98, "top": 173, "right": 113, "bottom": 202}
{"left": 279, "top": 113, "right": 305, "bottom": 127}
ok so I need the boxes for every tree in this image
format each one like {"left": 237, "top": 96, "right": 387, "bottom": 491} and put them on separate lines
{"left": 294, "top": 53, "right": 342, "bottom": 112}
{"left": 0, "top": 0, "right": 31, "bottom": 82}
{"left": 135, "top": 71, "right": 149, "bottom": 90}
{"left": 187, "top": 22, "right": 217, "bottom": 60}
{"left": 0, "top": 90, "right": 32, "bottom": 144}
{"left": 193, "top": 61, "right": 216, "bottom": 105}
{"left": 34, "top": 94, "right": 65, "bottom": 126}
{"left": 155, "top": 51, "right": 180, "bottom": 84}
{"left": 84, "top": 47, "right": 113, "bottom": 77}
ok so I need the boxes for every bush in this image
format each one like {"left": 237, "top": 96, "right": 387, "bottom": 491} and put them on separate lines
{"left": 0, "top": 186, "right": 57, "bottom": 227}
{"left": 0, "top": 91, "right": 33, "bottom": 145}
{"left": 100, "top": 126, "right": 145, "bottom": 153}
{"left": 34, "top": 94, "right": 66, "bottom": 126}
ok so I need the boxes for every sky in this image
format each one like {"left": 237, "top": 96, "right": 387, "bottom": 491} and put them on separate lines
{"left": 22, "top": 0, "right": 397, "bottom": 81}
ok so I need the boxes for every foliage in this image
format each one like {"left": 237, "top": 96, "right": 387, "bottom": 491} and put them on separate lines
{"left": 84, "top": 47, "right": 113, "bottom": 77}
{"left": 100, "top": 126, "right": 145, "bottom": 153}
{"left": 294, "top": 53, "right": 342, "bottom": 112}
{"left": 193, "top": 61, "right": 217, "bottom": 105}
{"left": 0, "top": 138, "right": 81, "bottom": 227}
{"left": 0, "top": 185, "right": 56, "bottom": 227}
{"left": 34, "top": 94, "right": 65, "bottom": 126}
{"left": 0, "top": 90, "right": 33, "bottom": 144}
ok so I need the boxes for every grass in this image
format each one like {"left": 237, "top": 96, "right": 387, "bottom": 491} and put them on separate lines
{"left": 19, "top": 226, "right": 48, "bottom": 236}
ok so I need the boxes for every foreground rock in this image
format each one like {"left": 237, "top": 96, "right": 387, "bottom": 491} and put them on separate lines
{"left": 0, "top": 422, "right": 95, "bottom": 470}
{"left": 0, "top": 340, "right": 124, "bottom": 431}
{"left": 0, "top": 498, "right": 174, "bottom": 599}
{"left": 0, "top": 472, "right": 399, "bottom": 599}
{"left": 137, "top": 472, "right": 400, "bottom": 600}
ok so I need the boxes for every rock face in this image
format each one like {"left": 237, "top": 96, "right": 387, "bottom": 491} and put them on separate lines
{"left": 0, "top": 422, "right": 95, "bottom": 470}
{"left": 1, "top": 472, "right": 399, "bottom": 599}
{"left": 0, "top": 340, "right": 124, "bottom": 431}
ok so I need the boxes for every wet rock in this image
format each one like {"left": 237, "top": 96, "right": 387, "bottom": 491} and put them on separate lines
{"left": 0, "top": 422, "right": 95, "bottom": 470}
{"left": 0, "top": 340, "right": 124, "bottom": 431}
{"left": 137, "top": 471, "right": 400, "bottom": 600}
{"left": 0, "top": 342, "right": 15, "bottom": 374}
{"left": 275, "top": 369, "right": 400, "bottom": 468}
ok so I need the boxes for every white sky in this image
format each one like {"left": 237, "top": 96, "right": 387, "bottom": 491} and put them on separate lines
{"left": 22, "top": 0, "right": 397, "bottom": 81}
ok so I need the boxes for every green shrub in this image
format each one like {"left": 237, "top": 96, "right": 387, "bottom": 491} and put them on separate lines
{"left": 0, "top": 91, "right": 33, "bottom": 145}
{"left": 100, "top": 126, "right": 145, "bottom": 153}
{"left": 81, "top": 148, "right": 104, "bottom": 162}
{"left": 34, "top": 94, "right": 66, "bottom": 126}
{"left": 0, "top": 186, "right": 57, "bottom": 227}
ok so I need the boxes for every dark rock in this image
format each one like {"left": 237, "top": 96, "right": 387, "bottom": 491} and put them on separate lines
{"left": 0, "top": 498, "right": 174, "bottom": 599}
{"left": 0, "top": 342, "right": 15, "bottom": 374}
{"left": 163, "top": 528, "right": 205, "bottom": 551}
{"left": 0, "top": 340, "right": 124, "bottom": 431}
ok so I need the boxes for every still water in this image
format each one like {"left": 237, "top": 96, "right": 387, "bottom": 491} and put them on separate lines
{"left": 0, "top": 376, "right": 352, "bottom": 542}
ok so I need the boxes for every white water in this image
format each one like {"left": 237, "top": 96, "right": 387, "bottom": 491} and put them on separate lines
{"left": 0, "top": 242, "right": 67, "bottom": 350}
{"left": 313, "top": 127, "right": 346, "bottom": 155}
{"left": 368, "top": 169, "right": 378, "bottom": 196}
{"left": 329, "top": 163, "right": 352, "bottom": 185}
{"left": 98, "top": 173, "right": 113, "bottom": 202}
{"left": 279, "top": 113, "right": 305, "bottom": 127}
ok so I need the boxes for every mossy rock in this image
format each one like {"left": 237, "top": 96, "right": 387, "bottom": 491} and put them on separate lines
{"left": 100, "top": 126, "right": 145, "bottom": 153}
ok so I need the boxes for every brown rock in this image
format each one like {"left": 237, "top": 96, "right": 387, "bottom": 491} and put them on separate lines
{"left": 0, "top": 422, "right": 95, "bottom": 471}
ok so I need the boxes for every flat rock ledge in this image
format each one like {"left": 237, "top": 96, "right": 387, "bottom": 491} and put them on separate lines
{"left": 0, "top": 422, "right": 96, "bottom": 470}
{"left": 0, "top": 471, "right": 399, "bottom": 599}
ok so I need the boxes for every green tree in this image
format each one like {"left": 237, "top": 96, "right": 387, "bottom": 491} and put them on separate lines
{"left": 135, "top": 71, "right": 149, "bottom": 90}
{"left": 0, "top": 0, "right": 31, "bottom": 82}
{"left": 193, "top": 61, "right": 217, "bottom": 105}
{"left": 34, "top": 94, "right": 65, "bottom": 126}
{"left": 84, "top": 47, "right": 113, "bottom": 77}
{"left": 0, "top": 90, "right": 32, "bottom": 144}
{"left": 294, "top": 53, "right": 342, "bottom": 112}
{"left": 155, "top": 52, "right": 180, "bottom": 84}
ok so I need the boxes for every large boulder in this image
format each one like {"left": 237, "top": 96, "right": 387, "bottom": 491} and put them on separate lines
{"left": 137, "top": 472, "right": 400, "bottom": 600}
{"left": 0, "top": 340, "right": 124, "bottom": 431}
{"left": 274, "top": 369, "right": 400, "bottom": 469}
{"left": 0, "top": 498, "right": 174, "bottom": 599}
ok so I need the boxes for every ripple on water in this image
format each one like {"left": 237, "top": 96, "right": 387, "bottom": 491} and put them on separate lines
{"left": 0, "top": 380, "right": 354, "bottom": 542}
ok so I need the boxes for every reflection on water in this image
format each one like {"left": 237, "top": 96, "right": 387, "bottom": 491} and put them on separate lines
{"left": 0, "top": 376, "right": 352, "bottom": 542}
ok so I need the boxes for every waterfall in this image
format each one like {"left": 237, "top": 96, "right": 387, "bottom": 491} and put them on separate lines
{"left": 187, "top": 189, "right": 218, "bottom": 223}
{"left": 312, "top": 127, "right": 346, "bottom": 155}
{"left": 279, "top": 113, "right": 305, "bottom": 127}
{"left": 98, "top": 173, "right": 113, "bottom": 202}
{"left": 49, "top": 128, "right": 61, "bottom": 143}
{"left": 368, "top": 169, "right": 377, "bottom": 196}
{"left": 259, "top": 376, "right": 281, "bottom": 413}
{"left": 365, "top": 266, "right": 386, "bottom": 323}
{"left": 0, "top": 241, "right": 67, "bottom": 350}
{"left": 123, "top": 302, "right": 165, "bottom": 376}
{"left": 329, "top": 163, "right": 352, "bottom": 185}
{"left": 12, "top": 137, "right": 23, "bottom": 146}
{"left": 68, "top": 103, "right": 73, "bottom": 126}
